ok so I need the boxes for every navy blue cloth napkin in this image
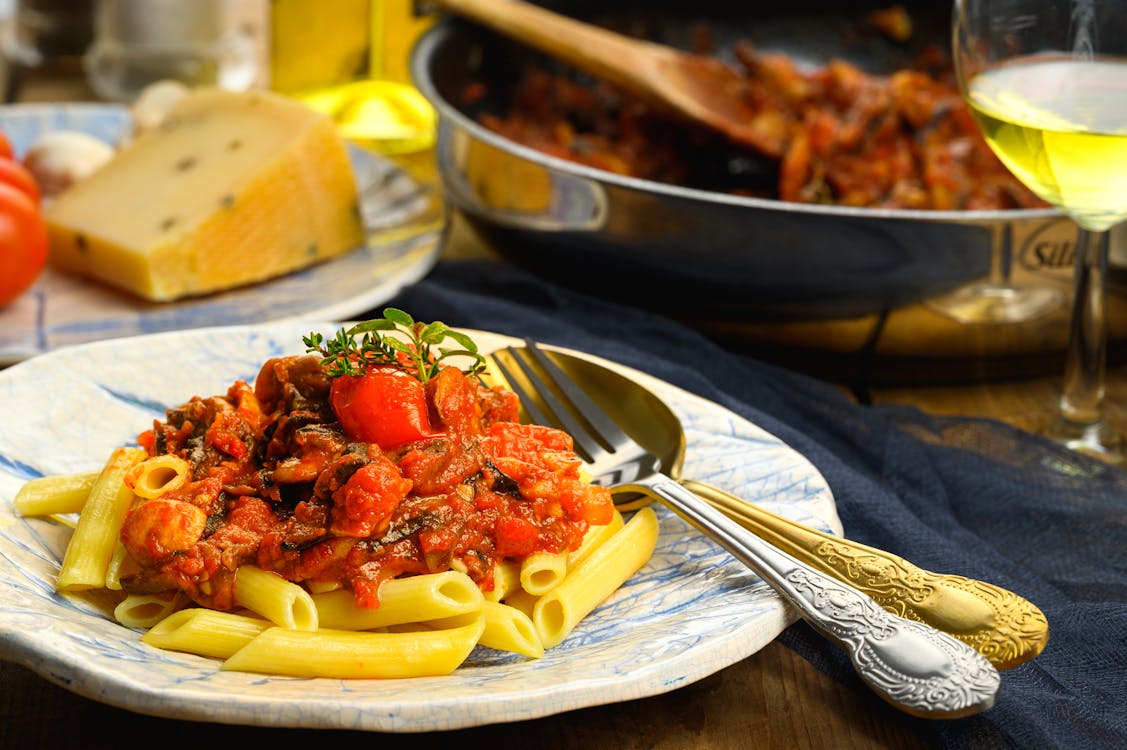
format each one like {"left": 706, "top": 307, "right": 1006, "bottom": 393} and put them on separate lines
{"left": 387, "top": 259, "right": 1127, "bottom": 750}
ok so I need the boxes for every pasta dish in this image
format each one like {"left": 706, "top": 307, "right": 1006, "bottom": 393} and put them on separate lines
{"left": 15, "top": 312, "right": 658, "bottom": 678}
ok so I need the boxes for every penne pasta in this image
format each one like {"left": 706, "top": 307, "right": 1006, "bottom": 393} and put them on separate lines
{"left": 12, "top": 471, "right": 98, "bottom": 517}
{"left": 221, "top": 616, "right": 486, "bottom": 678}
{"left": 104, "top": 538, "right": 141, "bottom": 591}
{"left": 502, "top": 587, "right": 538, "bottom": 619}
{"left": 422, "top": 611, "right": 483, "bottom": 630}
{"left": 519, "top": 550, "right": 570, "bottom": 596}
{"left": 114, "top": 592, "right": 184, "bottom": 629}
{"left": 233, "top": 565, "right": 318, "bottom": 631}
{"left": 478, "top": 600, "right": 544, "bottom": 659}
{"left": 105, "top": 493, "right": 144, "bottom": 590}
{"left": 124, "top": 454, "right": 191, "bottom": 499}
{"left": 304, "top": 580, "right": 342, "bottom": 595}
{"left": 533, "top": 506, "right": 659, "bottom": 649}
{"left": 314, "top": 570, "right": 483, "bottom": 630}
{"left": 142, "top": 608, "right": 272, "bottom": 660}
{"left": 568, "top": 511, "right": 625, "bottom": 568}
{"left": 484, "top": 559, "right": 521, "bottom": 603}
{"left": 56, "top": 447, "right": 146, "bottom": 592}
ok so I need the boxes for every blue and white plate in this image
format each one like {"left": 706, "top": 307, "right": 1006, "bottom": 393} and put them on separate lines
{"left": 0, "top": 323, "right": 840, "bottom": 732}
{"left": 0, "top": 104, "right": 442, "bottom": 364}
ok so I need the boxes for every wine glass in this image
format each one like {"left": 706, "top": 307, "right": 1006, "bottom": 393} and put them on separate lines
{"left": 954, "top": 0, "right": 1127, "bottom": 462}
{"left": 926, "top": 220, "right": 1063, "bottom": 324}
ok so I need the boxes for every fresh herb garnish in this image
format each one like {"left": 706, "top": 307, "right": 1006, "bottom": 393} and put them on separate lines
{"left": 303, "top": 308, "right": 487, "bottom": 383}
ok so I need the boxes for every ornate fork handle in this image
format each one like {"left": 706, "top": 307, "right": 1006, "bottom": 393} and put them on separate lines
{"left": 623, "top": 475, "right": 1001, "bottom": 719}
{"left": 683, "top": 480, "right": 1049, "bottom": 670}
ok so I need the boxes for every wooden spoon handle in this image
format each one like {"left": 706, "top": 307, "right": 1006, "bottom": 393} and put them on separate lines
{"left": 680, "top": 478, "right": 1050, "bottom": 670}
{"left": 427, "top": 0, "right": 780, "bottom": 152}
{"left": 428, "top": 0, "right": 676, "bottom": 101}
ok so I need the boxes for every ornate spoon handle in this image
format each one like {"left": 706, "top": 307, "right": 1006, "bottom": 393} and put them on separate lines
{"left": 682, "top": 479, "right": 1049, "bottom": 670}
{"left": 624, "top": 476, "right": 1001, "bottom": 719}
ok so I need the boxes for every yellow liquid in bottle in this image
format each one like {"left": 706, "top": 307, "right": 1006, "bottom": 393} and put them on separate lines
{"left": 268, "top": 0, "right": 436, "bottom": 156}
{"left": 967, "top": 57, "right": 1127, "bottom": 232}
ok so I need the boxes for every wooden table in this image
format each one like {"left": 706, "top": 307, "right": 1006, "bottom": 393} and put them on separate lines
{"left": 5, "top": 57, "right": 1119, "bottom": 750}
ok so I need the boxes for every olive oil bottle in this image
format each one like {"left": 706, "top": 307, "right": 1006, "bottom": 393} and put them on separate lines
{"left": 267, "top": 0, "right": 436, "bottom": 156}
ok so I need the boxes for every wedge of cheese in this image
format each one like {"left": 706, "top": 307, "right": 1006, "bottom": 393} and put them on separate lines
{"left": 45, "top": 88, "right": 365, "bottom": 301}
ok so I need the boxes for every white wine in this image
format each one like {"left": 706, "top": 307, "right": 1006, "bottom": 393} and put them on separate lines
{"left": 967, "top": 57, "right": 1127, "bottom": 231}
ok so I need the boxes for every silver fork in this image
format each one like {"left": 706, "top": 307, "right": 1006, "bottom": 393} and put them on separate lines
{"left": 489, "top": 340, "right": 1001, "bottom": 720}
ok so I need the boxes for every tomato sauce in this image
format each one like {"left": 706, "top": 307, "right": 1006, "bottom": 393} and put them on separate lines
{"left": 119, "top": 355, "right": 614, "bottom": 611}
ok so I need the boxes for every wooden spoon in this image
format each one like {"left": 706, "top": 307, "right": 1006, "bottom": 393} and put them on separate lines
{"left": 427, "top": 0, "right": 785, "bottom": 156}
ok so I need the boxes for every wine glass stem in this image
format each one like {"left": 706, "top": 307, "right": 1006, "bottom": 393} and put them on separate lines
{"left": 987, "top": 222, "right": 1013, "bottom": 286}
{"left": 1060, "top": 227, "right": 1110, "bottom": 426}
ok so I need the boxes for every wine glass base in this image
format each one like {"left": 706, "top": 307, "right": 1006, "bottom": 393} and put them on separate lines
{"left": 925, "top": 282, "right": 1065, "bottom": 324}
{"left": 1048, "top": 418, "right": 1127, "bottom": 468}
{"left": 1012, "top": 407, "right": 1127, "bottom": 469}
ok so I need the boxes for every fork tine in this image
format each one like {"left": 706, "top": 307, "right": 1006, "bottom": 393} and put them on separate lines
{"left": 488, "top": 351, "right": 553, "bottom": 427}
{"left": 490, "top": 345, "right": 614, "bottom": 465}
{"left": 522, "top": 340, "right": 636, "bottom": 450}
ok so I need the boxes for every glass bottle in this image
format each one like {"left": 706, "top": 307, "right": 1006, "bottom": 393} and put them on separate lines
{"left": 85, "top": 0, "right": 259, "bottom": 102}
{"left": 267, "top": 0, "right": 437, "bottom": 157}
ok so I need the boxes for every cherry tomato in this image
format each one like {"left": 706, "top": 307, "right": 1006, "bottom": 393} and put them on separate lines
{"left": 0, "top": 182, "right": 49, "bottom": 307}
{"left": 0, "top": 158, "right": 41, "bottom": 204}
{"left": 0, "top": 131, "right": 13, "bottom": 160}
{"left": 330, "top": 366, "right": 442, "bottom": 449}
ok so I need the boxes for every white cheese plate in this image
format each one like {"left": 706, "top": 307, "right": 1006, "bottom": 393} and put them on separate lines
{"left": 0, "top": 103, "right": 442, "bottom": 365}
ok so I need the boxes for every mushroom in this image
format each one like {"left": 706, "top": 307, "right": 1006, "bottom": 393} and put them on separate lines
{"left": 21, "top": 131, "right": 117, "bottom": 200}
{"left": 129, "top": 79, "right": 191, "bottom": 137}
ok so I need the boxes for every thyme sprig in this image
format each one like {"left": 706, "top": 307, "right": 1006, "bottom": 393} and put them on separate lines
{"left": 303, "top": 308, "right": 486, "bottom": 383}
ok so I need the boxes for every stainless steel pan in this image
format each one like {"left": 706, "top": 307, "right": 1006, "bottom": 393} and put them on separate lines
{"left": 411, "top": 0, "right": 1083, "bottom": 321}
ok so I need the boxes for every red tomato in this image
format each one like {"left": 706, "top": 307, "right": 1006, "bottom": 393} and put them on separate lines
{"left": 0, "top": 132, "right": 13, "bottom": 160}
{"left": 330, "top": 366, "right": 442, "bottom": 449}
{"left": 0, "top": 182, "right": 48, "bottom": 307}
{"left": 329, "top": 455, "right": 413, "bottom": 538}
{"left": 494, "top": 516, "right": 538, "bottom": 556}
{"left": 0, "top": 158, "right": 41, "bottom": 204}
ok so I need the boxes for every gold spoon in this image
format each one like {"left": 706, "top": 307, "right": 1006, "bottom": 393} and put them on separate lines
{"left": 510, "top": 347, "right": 1049, "bottom": 670}
{"left": 685, "top": 483, "right": 1048, "bottom": 670}
{"left": 427, "top": 0, "right": 786, "bottom": 156}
